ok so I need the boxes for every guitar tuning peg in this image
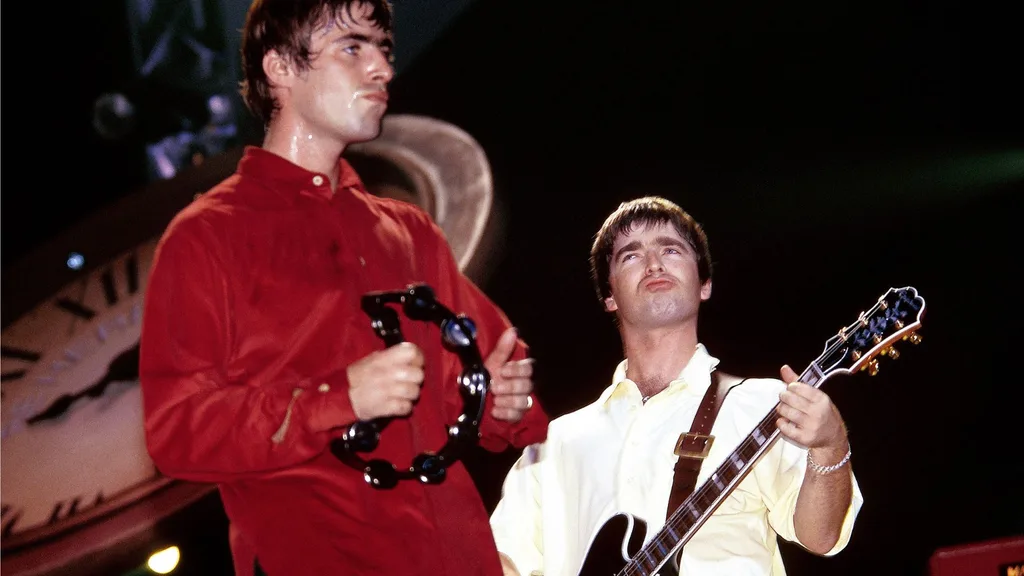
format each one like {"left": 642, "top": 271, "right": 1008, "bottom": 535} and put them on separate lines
{"left": 866, "top": 359, "right": 880, "bottom": 376}
{"left": 883, "top": 346, "right": 900, "bottom": 360}
{"left": 907, "top": 333, "right": 923, "bottom": 345}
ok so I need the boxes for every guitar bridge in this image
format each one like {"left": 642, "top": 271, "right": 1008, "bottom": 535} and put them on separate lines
{"left": 674, "top": 432, "right": 715, "bottom": 459}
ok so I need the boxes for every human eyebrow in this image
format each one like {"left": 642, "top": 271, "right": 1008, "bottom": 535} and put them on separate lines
{"left": 337, "top": 32, "right": 393, "bottom": 51}
{"left": 613, "top": 240, "right": 642, "bottom": 261}
{"left": 654, "top": 236, "right": 688, "bottom": 250}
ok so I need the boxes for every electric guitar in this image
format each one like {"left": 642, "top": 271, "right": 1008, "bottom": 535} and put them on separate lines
{"left": 576, "top": 286, "right": 926, "bottom": 576}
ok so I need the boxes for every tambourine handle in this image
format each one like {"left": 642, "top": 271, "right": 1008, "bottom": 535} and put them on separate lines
{"left": 349, "top": 299, "right": 407, "bottom": 449}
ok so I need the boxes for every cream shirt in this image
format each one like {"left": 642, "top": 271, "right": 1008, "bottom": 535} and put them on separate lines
{"left": 490, "top": 345, "right": 863, "bottom": 576}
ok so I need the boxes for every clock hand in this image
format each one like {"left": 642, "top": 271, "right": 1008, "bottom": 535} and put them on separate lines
{"left": 26, "top": 344, "right": 141, "bottom": 425}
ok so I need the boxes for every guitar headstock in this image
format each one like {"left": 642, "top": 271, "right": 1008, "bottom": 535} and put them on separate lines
{"left": 814, "top": 286, "right": 926, "bottom": 379}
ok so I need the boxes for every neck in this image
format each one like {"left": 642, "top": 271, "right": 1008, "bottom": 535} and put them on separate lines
{"left": 621, "top": 322, "right": 699, "bottom": 398}
{"left": 262, "top": 117, "right": 346, "bottom": 189}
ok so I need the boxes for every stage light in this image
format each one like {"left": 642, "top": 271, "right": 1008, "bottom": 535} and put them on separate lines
{"left": 67, "top": 252, "right": 85, "bottom": 270}
{"left": 146, "top": 545, "right": 180, "bottom": 574}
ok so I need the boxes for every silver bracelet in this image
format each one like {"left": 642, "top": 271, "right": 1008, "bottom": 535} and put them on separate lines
{"left": 806, "top": 447, "right": 852, "bottom": 475}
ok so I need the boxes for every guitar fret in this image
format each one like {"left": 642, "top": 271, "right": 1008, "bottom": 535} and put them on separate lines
{"left": 751, "top": 427, "right": 766, "bottom": 445}
{"left": 655, "top": 540, "right": 668, "bottom": 556}
{"left": 729, "top": 452, "right": 745, "bottom": 470}
{"left": 640, "top": 550, "right": 656, "bottom": 574}
{"left": 699, "top": 490, "right": 714, "bottom": 507}
{"left": 742, "top": 440, "right": 759, "bottom": 460}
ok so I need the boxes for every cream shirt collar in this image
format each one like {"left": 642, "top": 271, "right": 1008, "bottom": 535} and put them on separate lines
{"left": 597, "top": 343, "right": 721, "bottom": 408}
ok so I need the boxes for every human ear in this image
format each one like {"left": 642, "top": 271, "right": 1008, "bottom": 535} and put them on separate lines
{"left": 700, "top": 279, "right": 712, "bottom": 302}
{"left": 263, "top": 49, "right": 294, "bottom": 88}
{"left": 604, "top": 296, "right": 618, "bottom": 312}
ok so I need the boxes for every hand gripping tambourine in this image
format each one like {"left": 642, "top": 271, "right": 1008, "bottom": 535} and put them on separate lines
{"left": 330, "top": 284, "right": 489, "bottom": 489}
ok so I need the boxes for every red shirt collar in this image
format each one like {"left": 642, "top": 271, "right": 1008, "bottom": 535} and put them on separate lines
{"left": 236, "top": 146, "right": 367, "bottom": 196}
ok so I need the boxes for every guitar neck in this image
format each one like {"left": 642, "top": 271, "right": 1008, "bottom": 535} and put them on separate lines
{"left": 627, "top": 363, "right": 827, "bottom": 575}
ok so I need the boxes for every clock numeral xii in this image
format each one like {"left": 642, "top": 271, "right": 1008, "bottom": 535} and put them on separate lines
{"left": 55, "top": 251, "right": 140, "bottom": 320}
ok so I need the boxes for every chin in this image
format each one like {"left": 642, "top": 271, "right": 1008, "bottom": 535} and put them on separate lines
{"left": 339, "top": 115, "right": 384, "bottom": 143}
{"left": 344, "top": 126, "right": 380, "bottom": 143}
{"left": 643, "top": 300, "right": 688, "bottom": 325}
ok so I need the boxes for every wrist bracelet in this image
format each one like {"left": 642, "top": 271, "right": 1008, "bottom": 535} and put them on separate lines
{"left": 806, "top": 447, "right": 852, "bottom": 475}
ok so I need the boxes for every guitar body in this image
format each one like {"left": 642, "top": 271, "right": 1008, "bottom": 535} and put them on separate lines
{"left": 577, "top": 513, "right": 679, "bottom": 576}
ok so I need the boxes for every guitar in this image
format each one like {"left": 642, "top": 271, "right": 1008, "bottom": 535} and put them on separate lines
{"left": 576, "top": 286, "right": 927, "bottom": 576}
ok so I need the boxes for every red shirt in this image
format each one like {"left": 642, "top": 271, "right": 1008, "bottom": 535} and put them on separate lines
{"left": 140, "top": 147, "right": 548, "bottom": 576}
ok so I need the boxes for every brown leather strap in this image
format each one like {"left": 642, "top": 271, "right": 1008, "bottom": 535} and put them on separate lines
{"left": 667, "top": 370, "right": 731, "bottom": 518}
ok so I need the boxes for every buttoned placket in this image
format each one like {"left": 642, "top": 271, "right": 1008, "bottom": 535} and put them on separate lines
{"left": 618, "top": 393, "right": 650, "bottom": 511}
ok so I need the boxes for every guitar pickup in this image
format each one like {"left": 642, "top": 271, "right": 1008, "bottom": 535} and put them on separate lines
{"left": 674, "top": 433, "right": 715, "bottom": 459}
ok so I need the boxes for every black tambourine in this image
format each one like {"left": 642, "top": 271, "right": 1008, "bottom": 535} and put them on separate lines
{"left": 330, "top": 284, "right": 489, "bottom": 489}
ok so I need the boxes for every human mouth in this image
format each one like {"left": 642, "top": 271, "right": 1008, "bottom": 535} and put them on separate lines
{"left": 360, "top": 89, "right": 388, "bottom": 104}
{"left": 642, "top": 277, "right": 675, "bottom": 291}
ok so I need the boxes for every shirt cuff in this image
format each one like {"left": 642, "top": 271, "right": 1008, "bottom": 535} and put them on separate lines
{"left": 303, "top": 370, "right": 358, "bottom": 433}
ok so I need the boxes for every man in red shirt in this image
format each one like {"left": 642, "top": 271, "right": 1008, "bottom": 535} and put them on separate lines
{"left": 138, "top": 1, "right": 549, "bottom": 575}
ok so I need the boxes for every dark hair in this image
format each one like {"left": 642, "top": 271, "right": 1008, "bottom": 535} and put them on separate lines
{"left": 589, "top": 196, "right": 713, "bottom": 302}
{"left": 240, "top": 0, "right": 394, "bottom": 125}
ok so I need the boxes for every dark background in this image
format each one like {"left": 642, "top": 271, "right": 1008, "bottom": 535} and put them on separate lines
{"left": 3, "top": 1, "right": 1022, "bottom": 575}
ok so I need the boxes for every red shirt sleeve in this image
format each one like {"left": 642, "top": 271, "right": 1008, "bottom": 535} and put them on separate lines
{"left": 140, "top": 215, "right": 357, "bottom": 482}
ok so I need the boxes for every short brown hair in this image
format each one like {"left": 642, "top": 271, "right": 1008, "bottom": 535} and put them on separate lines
{"left": 240, "top": 0, "right": 394, "bottom": 125}
{"left": 589, "top": 196, "right": 713, "bottom": 302}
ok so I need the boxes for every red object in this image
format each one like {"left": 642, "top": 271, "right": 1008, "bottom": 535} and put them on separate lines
{"left": 141, "top": 147, "right": 549, "bottom": 576}
{"left": 929, "top": 535, "right": 1024, "bottom": 576}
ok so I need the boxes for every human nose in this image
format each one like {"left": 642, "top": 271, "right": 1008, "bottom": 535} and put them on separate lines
{"left": 368, "top": 48, "right": 394, "bottom": 84}
{"left": 644, "top": 252, "right": 664, "bottom": 275}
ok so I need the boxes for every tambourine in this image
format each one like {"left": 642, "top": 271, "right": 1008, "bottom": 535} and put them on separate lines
{"left": 330, "top": 284, "right": 489, "bottom": 489}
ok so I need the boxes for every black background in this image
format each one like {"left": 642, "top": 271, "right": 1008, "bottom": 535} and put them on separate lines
{"left": 3, "top": 1, "right": 1022, "bottom": 575}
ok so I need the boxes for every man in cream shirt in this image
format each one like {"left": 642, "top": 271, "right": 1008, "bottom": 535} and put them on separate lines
{"left": 490, "top": 197, "right": 863, "bottom": 576}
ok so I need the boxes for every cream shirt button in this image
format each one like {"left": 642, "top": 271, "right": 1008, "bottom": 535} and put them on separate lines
{"left": 317, "top": 383, "right": 330, "bottom": 393}
{"left": 312, "top": 175, "right": 324, "bottom": 186}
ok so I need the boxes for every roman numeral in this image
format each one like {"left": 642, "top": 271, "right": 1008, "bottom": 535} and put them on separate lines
{"left": 1, "top": 346, "right": 41, "bottom": 362}
{"left": 100, "top": 253, "right": 140, "bottom": 307}
{"left": 48, "top": 497, "right": 82, "bottom": 524}
{"left": 55, "top": 251, "right": 141, "bottom": 319}
{"left": 1, "top": 346, "right": 41, "bottom": 383}
{"left": 55, "top": 298, "right": 95, "bottom": 320}
{"left": 0, "top": 370, "right": 26, "bottom": 383}
{"left": 1, "top": 504, "right": 21, "bottom": 539}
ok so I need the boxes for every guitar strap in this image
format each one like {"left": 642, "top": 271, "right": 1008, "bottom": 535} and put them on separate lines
{"left": 666, "top": 369, "right": 742, "bottom": 518}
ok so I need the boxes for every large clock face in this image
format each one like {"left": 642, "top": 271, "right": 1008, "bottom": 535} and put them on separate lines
{"left": 0, "top": 237, "right": 166, "bottom": 548}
